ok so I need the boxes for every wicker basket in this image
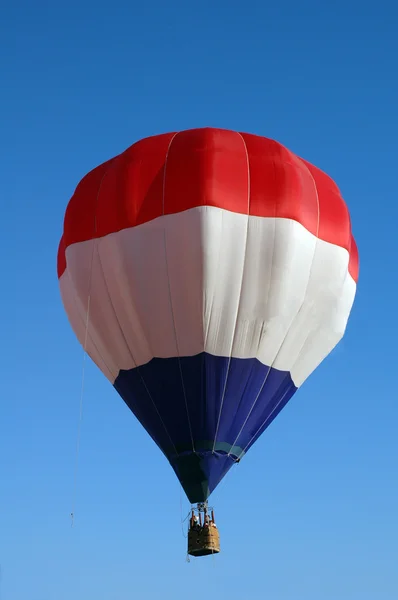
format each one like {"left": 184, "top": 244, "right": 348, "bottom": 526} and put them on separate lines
{"left": 188, "top": 526, "right": 220, "bottom": 557}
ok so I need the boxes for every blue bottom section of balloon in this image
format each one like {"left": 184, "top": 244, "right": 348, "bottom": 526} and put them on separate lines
{"left": 114, "top": 353, "right": 297, "bottom": 503}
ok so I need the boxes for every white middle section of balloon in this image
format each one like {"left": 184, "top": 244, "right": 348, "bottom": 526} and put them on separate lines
{"left": 59, "top": 206, "right": 356, "bottom": 388}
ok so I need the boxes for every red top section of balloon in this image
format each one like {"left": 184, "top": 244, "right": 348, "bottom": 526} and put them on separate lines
{"left": 58, "top": 127, "right": 359, "bottom": 282}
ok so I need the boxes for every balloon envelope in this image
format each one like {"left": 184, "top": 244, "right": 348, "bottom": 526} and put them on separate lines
{"left": 57, "top": 128, "right": 359, "bottom": 503}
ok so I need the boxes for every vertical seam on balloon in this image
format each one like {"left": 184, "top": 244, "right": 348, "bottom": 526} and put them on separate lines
{"left": 65, "top": 159, "right": 179, "bottom": 458}
{"left": 162, "top": 132, "right": 196, "bottom": 454}
{"left": 94, "top": 158, "right": 179, "bottom": 457}
{"left": 288, "top": 249, "right": 353, "bottom": 388}
{"left": 237, "top": 385, "right": 294, "bottom": 459}
{"left": 274, "top": 160, "right": 322, "bottom": 387}
{"left": 201, "top": 206, "right": 223, "bottom": 451}
{"left": 68, "top": 160, "right": 116, "bottom": 526}
{"left": 229, "top": 156, "right": 321, "bottom": 456}
{"left": 226, "top": 144, "right": 280, "bottom": 456}
{"left": 212, "top": 132, "right": 251, "bottom": 453}
{"left": 239, "top": 243, "right": 354, "bottom": 457}
{"left": 65, "top": 161, "right": 118, "bottom": 383}
{"left": 94, "top": 242, "right": 180, "bottom": 457}
{"left": 225, "top": 140, "right": 279, "bottom": 452}
{"left": 63, "top": 267, "right": 116, "bottom": 381}
{"left": 95, "top": 236, "right": 143, "bottom": 370}
{"left": 95, "top": 247, "right": 138, "bottom": 366}
{"left": 285, "top": 163, "right": 356, "bottom": 385}
{"left": 203, "top": 207, "right": 223, "bottom": 350}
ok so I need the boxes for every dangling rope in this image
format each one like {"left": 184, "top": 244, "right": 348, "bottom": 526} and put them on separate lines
{"left": 70, "top": 240, "right": 96, "bottom": 528}
{"left": 179, "top": 485, "right": 191, "bottom": 539}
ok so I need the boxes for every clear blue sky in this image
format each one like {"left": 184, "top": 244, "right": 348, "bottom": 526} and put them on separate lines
{"left": 3, "top": 1, "right": 398, "bottom": 599}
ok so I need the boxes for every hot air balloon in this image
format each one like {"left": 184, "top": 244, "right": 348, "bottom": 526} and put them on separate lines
{"left": 57, "top": 127, "right": 359, "bottom": 557}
